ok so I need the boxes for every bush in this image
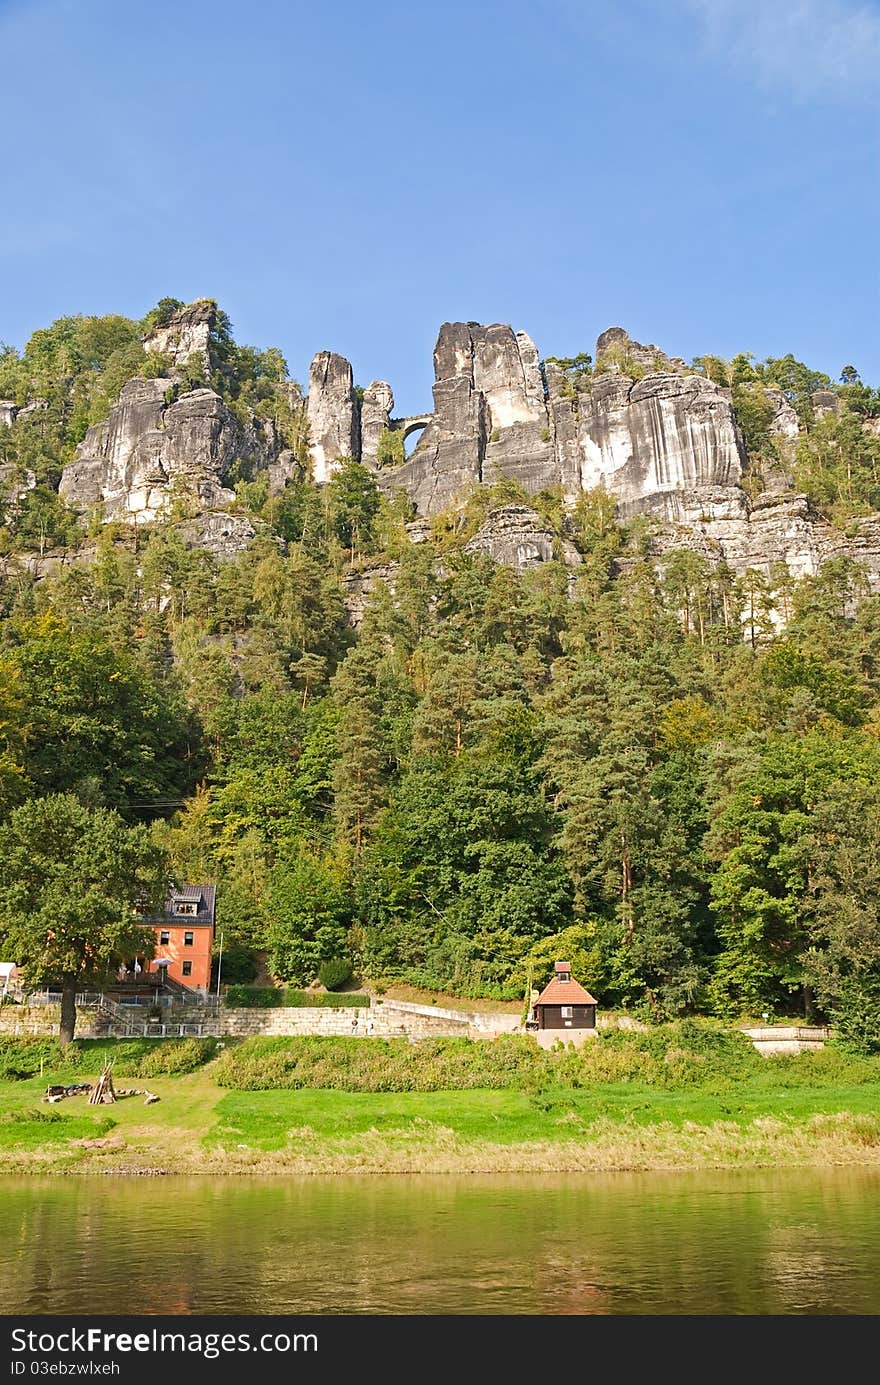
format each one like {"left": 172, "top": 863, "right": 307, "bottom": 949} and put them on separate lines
{"left": 216, "top": 943, "right": 259, "bottom": 985}
{"left": 0, "top": 1037, "right": 220, "bottom": 1079}
{"left": 223, "top": 985, "right": 368, "bottom": 1009}
{"left": 317, "top": 958, "right": 352, "bottom": 992}
{"left": 214, "top": 1033, "right": 546, "bottom": 1092}
{"left": 284, "top": 991, "right": 367, "bottom": 1009}
{"left": 65, "top": 1038, "right": 220, "bottom": 1076}
{"left": 213, "top": 1019, "right": 842, "bottom": 1095}
{"left": 0, "top": 1038, "right": 64, "bottom": 1080}
{"left": 833, "top": 975, "right": 880, "bottom": 1055}
{"left": 224, "top": 986, "right": 281, "bottom": 1008}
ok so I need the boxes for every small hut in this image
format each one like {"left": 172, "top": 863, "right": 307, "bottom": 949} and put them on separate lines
{"left": 532, "top": 962, "right": 597, "bottom": 1031}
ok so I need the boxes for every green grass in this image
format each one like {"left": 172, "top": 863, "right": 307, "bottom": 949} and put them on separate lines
{"left": 0, "top": 1107, "right": 116, "bottom": 1149}
{"left": 209, "top": 1078, "right": 880, "bottom": 1152}
{"left": 2, "top": 1025, "right": 880, "bottom": 1173}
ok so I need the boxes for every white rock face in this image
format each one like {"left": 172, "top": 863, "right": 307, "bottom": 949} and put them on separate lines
{"left": 0, "top": 464, "right": 36, "bottom": 503}
{"left": 143, "top": 300, "right": 215, "bottom": 371}
{"left": 650, "top": 489, "right": 880, "bottom": 604}
{"left": 378, "top": 321, "right": 745, "bottom": 519}
{"left": 306, "top": 352, "right": 360, "bottom": 483}
{"left": 545, "top": 368, "right": 746, "bottom": 515}
{"left": 177, "top": 510, "right": 258, "bottom": 559}
{"left": 766, "top": 387, "right": 800, "bottom": 444}
{"left": 59, "top": 377, "right": 257, "bottom": 522}
{"left": 0, "top": 402, "right": 17, "bottom": 428}
{"left": 360, "top": 381, "right": 394, "bottom": 468}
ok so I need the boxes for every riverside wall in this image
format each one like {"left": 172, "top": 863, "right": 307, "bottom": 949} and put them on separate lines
{"left": 0, "top": 1003, "right": 829, "bottom": 1052}
{"left": 0, "top": 999, "right": 519, "bottom": 1042}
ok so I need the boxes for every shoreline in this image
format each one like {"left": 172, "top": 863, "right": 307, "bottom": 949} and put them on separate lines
{"left": 4, "top": 1110, "right": 880, "bottom": 1178}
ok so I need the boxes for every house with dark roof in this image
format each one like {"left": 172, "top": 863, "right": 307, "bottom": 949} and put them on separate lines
{"left": 532, "top": 962, "right": 597, "bottom": 1032}
{"left": 142, "top": 885, "right": 217, "bottom": 994}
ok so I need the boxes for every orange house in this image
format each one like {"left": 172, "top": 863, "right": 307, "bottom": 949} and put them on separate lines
{"left": 145, "top": 885, "right": 216, "bottom": 994}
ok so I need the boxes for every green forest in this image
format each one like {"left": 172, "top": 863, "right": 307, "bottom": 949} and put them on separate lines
{"left": 2, "top": 304, "right": 880, "bottom": 1048}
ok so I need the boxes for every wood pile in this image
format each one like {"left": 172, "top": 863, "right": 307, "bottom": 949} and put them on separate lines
{"left": 41, "top": 1068, "right": 160, "bottom": 1106}
{"left": 88, "top": 1065, "right": 117, "bottom": 1104}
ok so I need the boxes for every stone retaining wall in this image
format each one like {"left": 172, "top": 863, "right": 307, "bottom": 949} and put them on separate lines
{"left": 0, "top": 1005, "right": 102, "bottom": 1038}
{"left": 0, "top": 1004, "right": 833, "bottom": 1053}
{"left": 739, "top": 1025, "right": 828, "bottom": 1055}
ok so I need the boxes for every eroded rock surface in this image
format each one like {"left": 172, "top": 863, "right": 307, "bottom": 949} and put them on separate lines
{"left": 360, "top": 381, "right": 394, "bottom": 469}
{"left": 59, "top": 377, "right": 260, "bottom": 522}
{"left": 555, "top": 371, "right": 745, "bottom": 515}
{"left": 649, "top": 489, "right": 880, "bottom": 600}
{"left": 143, "top": 300, "right": 216, "bottom": 371}
{"left": 377, "top": 321, "right": 744, "bottom": 521}
{"left": 464, "top": 504, "right": 581, "bottom": 572}
{"left": 306, "top": 352, "right": 360, "bottom": 483}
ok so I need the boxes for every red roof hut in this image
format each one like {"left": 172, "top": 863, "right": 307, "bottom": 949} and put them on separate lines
{"left": 533, "top": 962, "right": 597, "bottom": 1031}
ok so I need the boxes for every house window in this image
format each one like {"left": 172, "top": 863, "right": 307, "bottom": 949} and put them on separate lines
{"left": 184, "top": 931, "right": 194, "bottom": 946}
{"left": 159, "top": 931, "right": 170, "bottom": 945}
{"left": 558, "top": 973, "right": 570, "bottom": 982}
{"left": 174, "top": 901, "right": 198, "bottom": 917}
{"left": 181, "top": 961, "right": 192, "bottom": 977}
{"left": 561, "top": 1006, "right": 573, "bottom": 1019}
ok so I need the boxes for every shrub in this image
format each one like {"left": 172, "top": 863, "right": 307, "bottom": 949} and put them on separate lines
{"left": 65, "top": 1038, "right": 220, "bottom": 1076}
{"left": 317, "top": 958, "right": 352, "bottom": 992}
{"left": 214, "top": 1033, "right": 547, "bottom": 1092}
{"left": 0, "top": 1038, "right": 64, "bottom": 1080}
{"left": 216, "top": 943, "right": 259, "bottom": 985}
{"left": 833, "top": 975, "right": 880, "bottom": 1055}
{"left": 0, "top": 1037, "right": 219, "bottom": 1079}
{"left": 223, "top": 985, "right": 368, "bottom": 1009}
{"left": 283, "top": 991, "right": 367, "bottom": 1009}
{"left": 224, "top": 986, "right": 281, "bottom": 1008}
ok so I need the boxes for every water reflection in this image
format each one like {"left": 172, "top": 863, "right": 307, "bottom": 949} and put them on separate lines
{"left": 3, "top": 1170, "right": 880, "bottom": 1315}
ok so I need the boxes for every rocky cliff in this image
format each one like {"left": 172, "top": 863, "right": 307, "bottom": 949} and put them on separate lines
{"left": 142, "top": 299, "right": 216, "bottom": 371}
{"left": 373, "top": 322, "right": 745, "bottom": 519}
{"left": 59, "top": 376, "right": 263, "bottom": 523}
{"left": 51, "top": 301, "right": 880, "bottom": 601}
{"left": 306, "top": 352, "right": 359, "bottom": 484}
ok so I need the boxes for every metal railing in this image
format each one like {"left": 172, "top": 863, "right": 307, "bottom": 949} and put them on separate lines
{"left": 25, "top": 989, "right": 221, "bottom": 1011}
{"left": 108, "top": 1022, "right": 210, "bottom": 1038}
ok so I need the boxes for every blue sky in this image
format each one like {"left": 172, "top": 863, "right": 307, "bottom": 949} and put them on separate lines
{"left": 1, "top": 0, "right": 878, "bottom": 415}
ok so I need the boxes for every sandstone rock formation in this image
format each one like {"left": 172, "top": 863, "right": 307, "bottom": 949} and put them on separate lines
{"left": 766, "top": 386, "right": 800, "bottom": 446}
{"left": 0, "top": 464, "right": 36, "bottom": 504}
{"left": 343, "top": 562, "right": 400, "bottom": 629}
{"left": 306, "top": 352, "right": 360, "bottom": 483}
{"left": 46, "top": 303, "right": 880, "bottom": 618}
{"left": 59, "top": 377, "right": 260, "bottom": 522}
{"left": 464, "top": 504, "right": 582, "bottom": 572}
{"left": 595, "top": 326, "right": 686, "bottom": 374}
{"left": 648, "top": 488, "right": 880, "bottom": 601}
{"left": 143, "top": 300, "right": 216, "bottom": 371}
{"left": 552, "top": 370, "right": 745, "bottom": 515}
{"left": 360, "top": 381, "right": 394, "bottom": 468}
{"left": 379, "top": 322, "right": 556, "bottom": 512}
{"left": 177, "top": 510, "right": 259, "bottom": 560}
{"left": 811, "top": 390, "right": 840, "bottom": 420}
{"left": 378, "top": 321, "right": 745, "bottom": 523}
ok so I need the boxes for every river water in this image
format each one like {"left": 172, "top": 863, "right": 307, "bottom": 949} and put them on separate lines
{"left": 3, "top": 1170, "right": 880, "bottom": 1314}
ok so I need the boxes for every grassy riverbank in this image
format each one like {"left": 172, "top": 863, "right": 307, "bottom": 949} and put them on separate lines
{"left": 2, "top": 1028, "right": 880, "bottom": 1174}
